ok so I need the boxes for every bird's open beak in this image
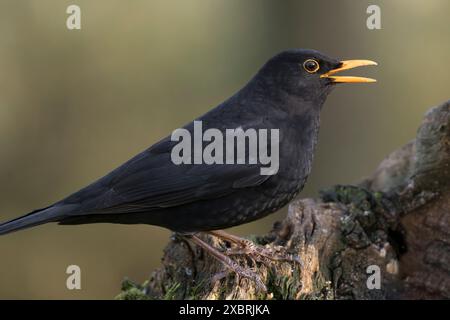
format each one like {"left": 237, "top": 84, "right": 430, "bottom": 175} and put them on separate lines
{"left": 321, "top": 60, "right": 377, "bottom": 83}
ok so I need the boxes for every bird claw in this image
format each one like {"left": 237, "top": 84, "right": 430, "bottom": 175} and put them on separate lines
{"left": 225, "top": 247, "right": 272, "bottom": 267}
{"left": 190, "top": 230, "right": 303, "bottom": 293}
{"left": 186, "top": 234, "right": 268, "bottom": 292}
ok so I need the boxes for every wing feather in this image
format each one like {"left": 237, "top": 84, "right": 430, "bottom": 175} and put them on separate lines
{"left": 62, "top": 137, "right": 270, "bottom": 215}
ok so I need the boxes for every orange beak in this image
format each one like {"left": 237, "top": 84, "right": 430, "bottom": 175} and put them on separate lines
{"left": 321, "top": 60, "right": 377, "bottom": 83}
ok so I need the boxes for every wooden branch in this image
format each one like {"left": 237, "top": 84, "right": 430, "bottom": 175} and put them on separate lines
{"left": 116, "top": 100, "right": 450, "bottom": 300}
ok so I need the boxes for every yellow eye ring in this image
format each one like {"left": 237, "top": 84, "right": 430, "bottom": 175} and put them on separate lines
{"left": 303, "top": 59, "right": 320, "bottom": 73}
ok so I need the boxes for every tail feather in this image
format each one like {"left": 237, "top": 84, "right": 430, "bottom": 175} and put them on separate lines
{"left": 0, "top": 204, "right": 78, "bottom": 235}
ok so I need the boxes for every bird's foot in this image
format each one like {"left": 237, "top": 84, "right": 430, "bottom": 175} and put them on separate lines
{"left": 186, "top": 234, "right": 267, "bottom": 292}
{"left": 209, "top": 230, "right": 302, "bottom": 267}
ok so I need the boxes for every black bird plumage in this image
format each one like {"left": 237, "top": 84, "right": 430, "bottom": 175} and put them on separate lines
{"left": 0, "top": 49, "right": 375, "bottom": 236}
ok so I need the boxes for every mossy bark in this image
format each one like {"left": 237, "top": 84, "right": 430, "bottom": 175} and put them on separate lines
{"left": 118, "top": 100, "right": 450, "bottom": 300}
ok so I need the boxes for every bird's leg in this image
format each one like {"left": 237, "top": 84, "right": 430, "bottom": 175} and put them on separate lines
{"left": 208, "top": 230, "right": 302, "bottom": 266}
{"left": 183, "top": 234, "right": 267, "bottom": 292}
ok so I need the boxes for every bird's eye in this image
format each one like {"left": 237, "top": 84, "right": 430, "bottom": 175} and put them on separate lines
{"left": 303, "top": 59, "right": 320, "bottom": 73}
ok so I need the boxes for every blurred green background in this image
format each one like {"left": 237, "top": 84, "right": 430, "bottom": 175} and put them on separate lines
{"left": 0, "top": 0, "right": 448, "bottom": 299}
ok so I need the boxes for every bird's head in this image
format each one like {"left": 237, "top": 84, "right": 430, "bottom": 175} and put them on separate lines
{"left": 257, "top": 49, "right": 377, "bottom": 103}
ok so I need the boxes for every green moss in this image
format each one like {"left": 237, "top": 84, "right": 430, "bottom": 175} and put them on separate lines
{"left": 115, "top": 278, "right": 150, "bottom": 300}
{"left": 163, "top": 282, "right": 181, "bottom": 300}
{"left": 266, "top": 269, "right": 299, "bottom": 300}
{"left": 320, "top": 185, "right": 374, "bottom": 209}
{"left": 120, "top": 278, "right": 140, "bottom": 291}
{"left": 320, "top": 185, "right": 396, "bottom": 248}
{"left": 116, "top": 287, "right": 150, "bottom": 300}
{"left": 185, "top": 279, "right": 207, "bottom": 300}
{"left": 245, "top": 234, "right": 268, "bottom": 246}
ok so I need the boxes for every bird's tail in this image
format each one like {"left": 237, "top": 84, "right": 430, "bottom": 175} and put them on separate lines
{"left": 0, "top": 204, "right": 77, "bottom": 236}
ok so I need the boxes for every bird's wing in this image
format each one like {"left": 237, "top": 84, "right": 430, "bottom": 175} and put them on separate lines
{"left": 62, "top": 136, "right": 271, "bottom": 215}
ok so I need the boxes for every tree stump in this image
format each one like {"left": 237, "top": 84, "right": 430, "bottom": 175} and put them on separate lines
{"left": 117, "top": 100, "right": 450, "bottom": 300}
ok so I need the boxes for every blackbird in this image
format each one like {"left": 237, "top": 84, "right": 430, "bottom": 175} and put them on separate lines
{"left": 0, "top": 49, "right": 376, "bottom": 290}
